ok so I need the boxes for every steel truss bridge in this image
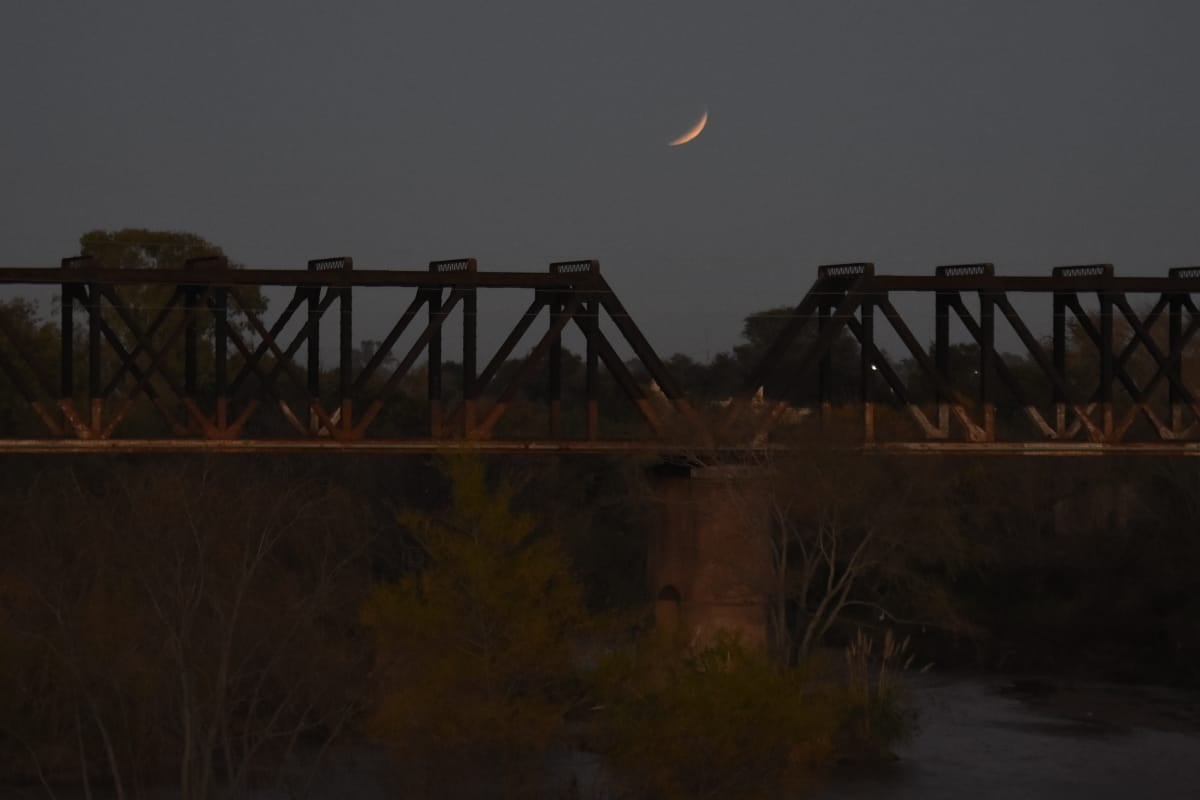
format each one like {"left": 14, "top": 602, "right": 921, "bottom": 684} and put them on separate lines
{"left": 1, "top": 257, "right": 1199, "bottom": 456}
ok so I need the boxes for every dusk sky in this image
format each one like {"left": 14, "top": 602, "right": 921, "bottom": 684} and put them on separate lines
{"left": 4, "top": 1, "right": 1200, "bottom": 358}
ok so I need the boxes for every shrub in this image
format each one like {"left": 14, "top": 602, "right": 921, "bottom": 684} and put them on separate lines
{"left": 360, "top": 457, "right": 590, "bottom": 789}
{"left": 838, "top": 629, "right": 919, "bottom": 760}
{"left": 592, "top": 633, "right": 839, "bottom": 800}
{"left": 591, "top": 629, "right": 917, "bottom": 799}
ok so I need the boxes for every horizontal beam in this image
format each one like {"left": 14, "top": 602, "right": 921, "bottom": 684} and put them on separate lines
{"left": 871, "top": 275, "right": 1200, "bottom": 293}
{"left": 0, "top": 267, "right": 602, "bottom": 289}
{"left": 863, "top": 441, "right": 1200, "bottom": 456}
{"left": 0, "top": 438, "right": 680, "bottom": 455}
{"left": 1, "top": 438, "right": 1199, "bottom": 457}
{"left": 4, "top": 268, "right": 1200, "bottom": 293}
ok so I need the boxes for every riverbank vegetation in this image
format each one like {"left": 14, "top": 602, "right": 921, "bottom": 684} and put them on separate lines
{"left": 0, "top": 455, "right": 921, "bottom": 798}
{"left": 6, "top": 453, "right": 1194, "bottom": 798}
{"left": 592, "top": 630, "right": 916, "bottom": 800}
{"left": 359, "top": 456, "right": 917, "bottom": 798}
{"left": 3, "top": 229, "right": 1200, "bottom": 795}
{"left": 0, "top": 450, "right": 1197, "bottom": 796}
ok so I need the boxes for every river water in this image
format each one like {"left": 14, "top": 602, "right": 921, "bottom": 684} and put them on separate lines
{"left": 297, "top": 675, "right": 1200, "bottom": 799}
{"left": 16, "top": 676, "right": 1198, "bottom": 798}
{"left": 819, "top": 675, "right": 1200, "bottom": 800}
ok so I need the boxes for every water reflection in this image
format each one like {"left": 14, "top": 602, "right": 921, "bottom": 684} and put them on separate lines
{"left": 818, "top": 676, "right": 1200, "bottom": 800}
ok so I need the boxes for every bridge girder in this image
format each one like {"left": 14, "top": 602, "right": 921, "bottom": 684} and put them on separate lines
{"left": 2, "top": 257, "right": 1200, "bottom": 454}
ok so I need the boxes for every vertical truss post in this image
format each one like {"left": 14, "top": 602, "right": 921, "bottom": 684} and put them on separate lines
{"left": 1169, "top": 279, "right": 1185, "bottom": 434}
{"left": 86, "top": 283, "right": 102, "bottom": 434}
{"left": 980, "top": 291, "right": 996, "bottom": 440}
{"left": 58, "top": 256, "right": 97, "bottom": 429}
{"left": 1053, "top": 265, "right": 1114, "bottom": 440}
{"left": 1166, "top": 266, "right": 1198, "bottom": 436}
{"left": 1099, "top": 289, "right": 1114, "bottom": 439}
{"left": 817, "top": 300, "right": 831, "bottom": 423}
{"left": 935, "top": 264, "right": 995, "bottom": 439}
{"left": 935, "top": 286, "right": 950, "bottom": 433}
{"left": 306, "top": 276, "right": 321, "bottom": 434}
{"left": 214, "top": 286, "right": 228, "bottom": 429}
{"left": 547, "top": 288, "right": 563, "bottom": 439}
{"left": 427, "top": 285, "right": 443, "bottom": 438}
{"left": 428, "top": 259, "right": 477, "bottom": 437}
{"left": 188, "top": 256, "right": 230, "bottom": 434}
{"left": 183, "top": 287, "right": 198, "bottom": 399}
{"left": 585, "top": 296, "right": 599, "bottom": 440}
{"left": 1053, "top": 287, "right": 1067, "bottom": 435}
{"left": 340, "top": 259, "right": 354, "bottom": 434}
{"left": 463, "top": 287, "right": 478, "bottom": 435}
{"left": 59, "top": 256, "right": 97, "bottom": 436}
{"left": 60, "top": 282, "right": 75, "bottom": 402}
{"left": 860, "top": 296, "right": 875, "bottom": 442}
{"left": 547, "top": 260, "right": 602, "bottom": 439}
{"left": 308, "top": 257, "right": 353, "bottom": 436}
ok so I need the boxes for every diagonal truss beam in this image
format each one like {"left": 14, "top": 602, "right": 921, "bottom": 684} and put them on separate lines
{"left": 6, "top": 257, "right": 1200, "bottom": 452}
{"left": 0, "top": 306, "right": 63, "bottom": 435}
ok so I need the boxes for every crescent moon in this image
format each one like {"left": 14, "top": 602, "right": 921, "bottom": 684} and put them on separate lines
{"left": 668, "top": 108, "right": 709, "bottom": 147}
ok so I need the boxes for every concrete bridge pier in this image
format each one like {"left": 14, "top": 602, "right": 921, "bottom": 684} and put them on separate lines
{"left": 647, "top": 463, "right": 772, "bottom": 649}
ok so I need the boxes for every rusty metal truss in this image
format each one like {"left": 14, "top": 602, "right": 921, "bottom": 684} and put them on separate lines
{"left": 4, "top": 257, "right": 1200, "bottom": 455}
{"left": 741, "top": 261, "right": 1200, "bottom": 453}
{"left": 0, "top": 257, "right": 696, "bottom": 452}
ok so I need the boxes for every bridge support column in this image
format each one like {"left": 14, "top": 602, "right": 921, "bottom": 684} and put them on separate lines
{"left": 647, "top": 463, "right": 772, "bottom": 650}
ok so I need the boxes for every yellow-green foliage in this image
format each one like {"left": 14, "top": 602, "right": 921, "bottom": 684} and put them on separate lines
{"left": 592, "top": 630, "right": 918, "bottom": 799}
{"left": 361, "top": 457, "right": 588, "bottom": 763}
{"left": 592, "top": 633, "right": 843, "bottom": 800}
{"left": 840, "top": 629, "right": 918, "bottom": 758}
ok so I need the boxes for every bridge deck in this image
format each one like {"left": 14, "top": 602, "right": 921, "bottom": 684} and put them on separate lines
{"left": 0, "top": 439, "right": 1197, "bottom": 457}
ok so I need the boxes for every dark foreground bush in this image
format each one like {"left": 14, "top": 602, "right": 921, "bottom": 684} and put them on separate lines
{"left": 591, "top": 632, "right": 915, "bottom": 800}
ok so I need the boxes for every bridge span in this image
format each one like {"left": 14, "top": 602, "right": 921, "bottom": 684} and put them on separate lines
{"left": 1, "top": 256, "right": 1198, "bottom": 457}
